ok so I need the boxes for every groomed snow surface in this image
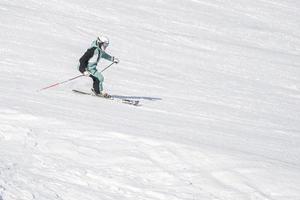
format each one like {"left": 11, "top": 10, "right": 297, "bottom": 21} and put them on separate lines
{"left": 1, "top": 0, "right": 300, "bottom": 199}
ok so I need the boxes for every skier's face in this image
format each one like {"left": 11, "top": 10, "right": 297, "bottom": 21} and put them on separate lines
{"left": 101, "top": 42, "right": 109, "bottom": 51}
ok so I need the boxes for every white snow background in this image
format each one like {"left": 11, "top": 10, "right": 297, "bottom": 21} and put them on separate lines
{"left": 0, "top": 0, "right": 300, "bottom": 199}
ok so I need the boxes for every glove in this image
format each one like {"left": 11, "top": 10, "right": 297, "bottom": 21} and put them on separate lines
{"left": 83, "top": 71, "right": 90, "bottom": 76}
{"left": 113, "top": 57, "right": 119, "bottom": 64}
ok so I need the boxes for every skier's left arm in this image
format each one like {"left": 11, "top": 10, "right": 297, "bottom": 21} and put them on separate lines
{"left": 101, "top": 51, "right": 119, "bottom": 64}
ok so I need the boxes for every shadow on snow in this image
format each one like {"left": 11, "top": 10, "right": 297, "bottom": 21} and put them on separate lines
{"left": 111, "top": 95, "right": 162, "bottom": 101}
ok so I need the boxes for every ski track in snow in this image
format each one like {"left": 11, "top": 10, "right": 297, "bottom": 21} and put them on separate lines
{"left": 1, "top": 0, "right": 300, "bottom": 199}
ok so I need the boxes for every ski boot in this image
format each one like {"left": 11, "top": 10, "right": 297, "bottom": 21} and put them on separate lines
{"left": 91, "top": 88, "right": 111, "bottom": 98}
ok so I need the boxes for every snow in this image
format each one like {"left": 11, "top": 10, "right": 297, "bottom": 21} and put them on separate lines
{"left": 0, "top": 0, "right": 300, "bottom": 199}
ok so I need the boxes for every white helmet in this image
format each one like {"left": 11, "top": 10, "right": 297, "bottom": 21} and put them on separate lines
{"left": 97, "top": 36, "right": 109, "bottom": 50}
{"left": 97, "top": 36, "right": 109, "bottom": 45}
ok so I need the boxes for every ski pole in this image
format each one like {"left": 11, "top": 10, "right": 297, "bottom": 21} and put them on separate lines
{"left": 38, "top": 74, "right": 84, "bottom": 91}
{"left": 38, "top": 63, "right": 115, "bottom": 91}
{"left": 101, "top": 62, "right": 115, "bottom": 73}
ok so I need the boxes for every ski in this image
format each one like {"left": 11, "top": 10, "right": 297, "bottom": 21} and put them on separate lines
{"left": 72, "top": 89, "right": 112, "bottom": 99}
{"left": 72, "top": 90, "right": 140, "bottom": 106}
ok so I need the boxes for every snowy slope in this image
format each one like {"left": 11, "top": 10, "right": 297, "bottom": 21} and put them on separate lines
{"left": 1, "top": 0, "right": 300, "bottom": 199}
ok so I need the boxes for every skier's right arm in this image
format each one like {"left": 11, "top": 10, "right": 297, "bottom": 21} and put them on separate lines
{"left": 79, "top": 47, "right": 96, "bottom": 73}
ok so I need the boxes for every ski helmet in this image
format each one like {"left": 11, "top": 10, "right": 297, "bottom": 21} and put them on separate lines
{"left": 97, "top": 36, "right": 109, "bottom": 50}
{"left": 97, "top": 36, "right": 109, "bottom": 45}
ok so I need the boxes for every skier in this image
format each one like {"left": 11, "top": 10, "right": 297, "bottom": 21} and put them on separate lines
{"left": 78, "top": 36, "right": 119, "bottom": 97}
